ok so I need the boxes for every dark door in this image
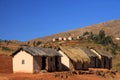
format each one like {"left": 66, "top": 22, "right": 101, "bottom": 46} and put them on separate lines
{"left": 41, "top": 56, "right": 46, "bottom": 70}
{"left": 55, "top": 56, "right": 59, "bottom": 71}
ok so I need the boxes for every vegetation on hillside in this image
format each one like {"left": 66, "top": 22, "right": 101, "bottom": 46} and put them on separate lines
{"left": 83, "top": 30, "right": 120, "bottom": 54}
{"left": 33, "top": 41, "right": 42, "bottom": 47}
{"left": 0, "top": 40, "right": 26, "bottom": 55}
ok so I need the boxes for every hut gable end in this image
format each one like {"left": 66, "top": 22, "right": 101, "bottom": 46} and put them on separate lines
{"left": 13, "top": 50, "right": 34, "bottom": 73}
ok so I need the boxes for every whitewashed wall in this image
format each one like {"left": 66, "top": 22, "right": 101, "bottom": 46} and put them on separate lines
{"left": 13, "top": 50, "right": 33, "bottom": 73}
{"left": 58, "top": 50, "right": 70, "bottom": 68}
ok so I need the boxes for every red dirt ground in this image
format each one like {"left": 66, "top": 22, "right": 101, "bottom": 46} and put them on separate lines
{"left": 0, "top": 72, "right": 120, "bottom": 80}
{"left": 0, "top": 54, "right": 120, "bottom": 80}
{"left": 0, "top": 73, "right": 104, "bottom": 80}
{"left": 0, "top": 54, "right": 13, "bottom": 73}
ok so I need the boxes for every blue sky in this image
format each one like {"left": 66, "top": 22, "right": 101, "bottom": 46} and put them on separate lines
{"left": 0, "top": 0, "right": 120, "bottom": 41}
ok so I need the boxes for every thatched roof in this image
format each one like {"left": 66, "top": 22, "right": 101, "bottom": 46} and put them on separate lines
{"left": 59, "top": 46, "right": 112, "bottom": 63}
{"left": 59, "top": 46, "right": 90, "bottom": 63}
{"left": 11, "top": 46, "right": 61, "bottom": 57}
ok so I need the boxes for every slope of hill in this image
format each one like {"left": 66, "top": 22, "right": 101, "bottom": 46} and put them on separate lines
{"left": 0, "top": 19, "right": 120, "bottom": 54}
{"left": 31, "top": 19, "right": 120, "bottom": 42}
{"left": 0, "top": 40, "right": 26, "bottom": 55}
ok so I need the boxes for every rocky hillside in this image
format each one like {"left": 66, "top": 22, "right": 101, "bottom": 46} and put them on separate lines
{"left": 31, "top": 19, "right": 120, "bottom": 42}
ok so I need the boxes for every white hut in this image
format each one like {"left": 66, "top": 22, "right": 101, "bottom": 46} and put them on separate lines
{"left": 11, "top": 46, "right": 62, "bottom": 73}
{"left": 59, "top": 37, "right": 63, "bottom": 41}
{"left": 52, "top": 38, "right": 58, "bottom": 42}
{"left": 68, "top": 37, "right": 73, "bottom": 41}
{"left": 115, "top": 37, "right": 120, "bottom": 40}
{"left": 63, "top": 37, "right": 67, "bottom": 41}
{"left": 52, "top": 38, "right": 56, "bottom": 42}
{"left": 76, "top": 36, "right": 80, "bottom": 39}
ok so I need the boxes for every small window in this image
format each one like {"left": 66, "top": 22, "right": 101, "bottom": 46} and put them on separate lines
{"left": 22, "top": 60, "right": 25, "bottom": 64}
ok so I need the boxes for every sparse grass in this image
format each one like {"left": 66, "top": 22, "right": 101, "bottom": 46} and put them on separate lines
{"left": 114, "top": 63, "right": 120, "bottom": 72}
{"left": 112, "top": 54, "right": 120, "bottom": 72}
{"left": 1, "top": 46, "right": 11, "bottom": 51}
{"left": 116, "top": 63, "right": 120, "bottom": 67}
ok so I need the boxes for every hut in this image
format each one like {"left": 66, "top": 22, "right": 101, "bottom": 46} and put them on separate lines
{"left": 68, "top": 37, "right": 73, "bottom": 41}
{"left": 52, "top": 38, "right": 56, "bottom": 42}
{"left": 59, "top": 46, "right": 90, "bottom": 71}
{"left": 76, "top": 36, "right": 80, "bottom": 39}
{"left": 115, "top": 37, "right": 120, "bottom": 40}
{"left": 63, "top": 37, "right": 67, "bottom": 41}
{"left": 90, "top": 49, "right": 112, "bottom": 69}
{"left": 52, "top": 38, "right": 58, "bottom": 42}
{"left": 76, "top": 35, "right": 83, "bottom": 40}
{"left": 58, "top": 37, "right": 63, "bottom": 41}
{"left": 11, "top": 46, "right": 62, "bottom": 73}
{"left": 81, "top": 48, "right": 100, "bottom": 68}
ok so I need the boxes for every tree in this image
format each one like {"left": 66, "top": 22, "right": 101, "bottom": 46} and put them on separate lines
{"left": 98, "top": 30, "right": 105, "bottom": 40}
{"left": 104, "top": 36, "right": 113, "bottom": 45}
{"left": 83, "top": 31, "right": 89, "bottom": 36}
{"left": 36, "top": 41, "right": 42, "bottom": 46}
{"left": 87, "top": 32, "right": 94, "bottom": 41}
{"left": 96, "top": 30, "right": 106, "bottom": 44}
{"left": 33, "top": 41, "right": 42, "bottom": 47}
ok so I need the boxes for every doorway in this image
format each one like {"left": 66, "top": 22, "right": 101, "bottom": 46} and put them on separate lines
{"left": 41, "top": 56, "right": 46, "bottom": 70}
{"left": 55, "top": 56, "right": 59, "bottom": 71}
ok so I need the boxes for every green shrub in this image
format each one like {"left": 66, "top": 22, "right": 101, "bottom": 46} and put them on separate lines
{"left": 33, "top": 41, "right": 42, "bottom": 47}
{"left": 2, "top": 47, "right": 11, "bottom": 51}
{"left": 96, "top": 71, "right": 105, "bottom": 77}
{"left": 36, "top": 41, "right": 42, "bottom": 46}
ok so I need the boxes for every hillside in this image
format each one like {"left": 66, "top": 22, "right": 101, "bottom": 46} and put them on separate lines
{"left": 1, "top": 19, "right": 120, "bottom": 55}
{"left": 31, "top": 19, "right": 120, "bottom": 42}
{"left": 0, "top": 40, "right": 26, "bottom": 55}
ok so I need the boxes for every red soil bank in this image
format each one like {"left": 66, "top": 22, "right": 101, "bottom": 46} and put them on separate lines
{"left": 0, "top": 54, "right": 13, "bottom": 73}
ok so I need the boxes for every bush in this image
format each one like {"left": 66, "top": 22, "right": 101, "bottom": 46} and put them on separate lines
{"left": 36, "top": 41, "right": 42, "bottom": 46}
{"left": 2, "top": 47, "right": 11, "bottom": 51}
{"left": 96, "top": 71, "right": 105, "bottom": 77}
{"left": 83, "top": 31, "right": 89, "bottom": 36}
{"left": 33, "top": 41, "right": 42, "bottom": 47}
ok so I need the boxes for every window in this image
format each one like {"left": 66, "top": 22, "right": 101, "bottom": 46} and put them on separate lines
{"left": 22, "top": 60, "right": 25, "bottom": 64}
